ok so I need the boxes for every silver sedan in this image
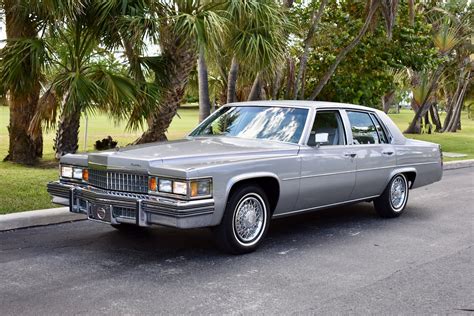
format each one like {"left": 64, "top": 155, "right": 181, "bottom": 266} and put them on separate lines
{"left": 48, "top": 101, "right": 443, "bottom": 254}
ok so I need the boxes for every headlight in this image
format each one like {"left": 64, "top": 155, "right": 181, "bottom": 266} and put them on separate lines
{"left": 61, "top": 166, "right": 73, "bottom": 178}
{"left": 60, "top": 165, "right": 87, "bottom": 181}
{"left": 73, "top": 168, "right": 83, "bottom": 179}
{"left": 190, "top": 179, "right": 211, "bottom": 197}
{"left": 149, "top": 177, "right": 212, "bottom": 198}
{"left": 158, "top": 179, "right": 172, "bottom": 193}
{"left": 173, "top": 181, "right": 187, "bottom": 195}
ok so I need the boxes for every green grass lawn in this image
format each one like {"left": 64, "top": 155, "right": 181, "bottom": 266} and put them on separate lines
{"left": 389, "top": 110, "right": 474, "bottom": 161}
{"left": 0, "top": 106, "right": 472, "bottom": 214}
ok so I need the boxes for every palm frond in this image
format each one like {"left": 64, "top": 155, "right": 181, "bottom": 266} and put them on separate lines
{"left": 0, "top": 38, "right": 51, "bottom": 94}
{"left": 433, "top": 18, "right": 464, "bottom": 55}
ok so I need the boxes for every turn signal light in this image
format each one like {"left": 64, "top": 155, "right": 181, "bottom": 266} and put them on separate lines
{"left": 82, "top": 169, "right": 89, "bottom": 182}
{"left": 149, "top": 177, "right": 157, "bottom": 191}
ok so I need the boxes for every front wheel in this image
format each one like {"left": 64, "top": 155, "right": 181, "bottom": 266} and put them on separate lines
{"left": 212, "top": 185, "right": 270, "bottom": 254}
{"left": 374, "top": 174, "right": 409, "bottom": 218}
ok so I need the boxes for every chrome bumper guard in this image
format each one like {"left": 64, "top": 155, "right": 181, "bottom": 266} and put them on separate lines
{"left": 47, "top": 181, "right": 215, "bottom": 228}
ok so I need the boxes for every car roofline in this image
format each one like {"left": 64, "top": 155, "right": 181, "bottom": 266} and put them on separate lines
{"left": 225, "top": 100, "right": 378, "bottom": 112}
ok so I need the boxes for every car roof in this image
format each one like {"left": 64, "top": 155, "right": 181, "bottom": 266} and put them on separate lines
{"left": 226, "top": 100, "right": 378, "bottom": 112}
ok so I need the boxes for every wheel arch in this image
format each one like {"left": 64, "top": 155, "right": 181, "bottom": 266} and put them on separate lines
{"left": 389, "top": 167, "right": 417, "bottom": 189}
{"left": 225, "top": 173, "right": 281, "bottom": 215}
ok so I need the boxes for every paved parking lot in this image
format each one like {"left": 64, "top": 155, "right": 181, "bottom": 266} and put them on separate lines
{"left": 0, "top": 168, "right": 473, "bottom": 315}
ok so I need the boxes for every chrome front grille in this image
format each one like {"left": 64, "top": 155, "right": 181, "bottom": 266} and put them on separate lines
{"left": 88, "top": 169, "right": 148, "bottom": 193}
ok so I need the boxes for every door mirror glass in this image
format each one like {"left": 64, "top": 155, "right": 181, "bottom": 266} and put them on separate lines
{"left": 315, "top": 133, "right": 329, "bottom": 146}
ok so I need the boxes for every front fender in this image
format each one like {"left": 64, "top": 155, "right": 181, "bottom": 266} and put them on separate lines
{"left": 225, "top": 172, "right": 281, "bottom": 203}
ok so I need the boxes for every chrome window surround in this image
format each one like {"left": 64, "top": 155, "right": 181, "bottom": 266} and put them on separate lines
{"left": 341, "top": 109, "right": 395, "bottom": 146}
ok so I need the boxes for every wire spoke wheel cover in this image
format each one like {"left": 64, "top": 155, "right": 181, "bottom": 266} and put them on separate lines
{"left": 232, "top": 193, "right": 266, "bottom": 246}
{"left": 390, "top": 176, "right": 407, "bottom": 211}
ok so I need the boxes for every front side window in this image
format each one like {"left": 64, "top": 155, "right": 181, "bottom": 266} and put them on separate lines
{"left": 307, "top": 111, "right": 346, "bottom": 146}
{"left": 347, "top": 111, "right": 379, "bottom": 145}
{"left": 190, "top": 106, "right": 308, "bottom": 144}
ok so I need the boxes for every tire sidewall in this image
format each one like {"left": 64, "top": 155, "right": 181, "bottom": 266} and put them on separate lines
{"left": 388, "top": 174, "right": 409, "bottom": 213}
{"left": 223, "top": 185, "right": 271, "bottom": 253}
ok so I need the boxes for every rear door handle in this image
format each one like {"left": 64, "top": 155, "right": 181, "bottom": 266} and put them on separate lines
{"left": 382, "top": 151, "right": 394, "bottom": 156}
{"left": 344, "top": 153, "right": 357, "bottom": 158}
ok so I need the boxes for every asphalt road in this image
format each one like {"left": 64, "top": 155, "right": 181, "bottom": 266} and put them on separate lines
{"left": 1, "top": 168, "right": 473, "bottom": 315}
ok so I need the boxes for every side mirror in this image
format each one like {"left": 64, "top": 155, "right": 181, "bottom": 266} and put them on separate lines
{"left": 314, "top": 133, "right": 329, "bottom": 147}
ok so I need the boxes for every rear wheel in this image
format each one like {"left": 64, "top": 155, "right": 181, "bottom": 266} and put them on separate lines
{"left": 374, "top": 174, "right": 409, "bottom": 218}
{"left": 212, "top": 185, "right": 270, "bottom": 254}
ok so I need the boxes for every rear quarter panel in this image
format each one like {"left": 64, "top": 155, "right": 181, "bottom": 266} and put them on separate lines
{"left": 395, "top": 139, "right": 443, "bottom": 188}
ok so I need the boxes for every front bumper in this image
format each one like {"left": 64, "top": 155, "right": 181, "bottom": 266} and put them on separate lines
{"left": 47, "top": 181, "right": 215, "bottom": 229}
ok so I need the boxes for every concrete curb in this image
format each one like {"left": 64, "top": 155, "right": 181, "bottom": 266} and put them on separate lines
{"left": 0, "top": 207, "right": 85, "bottom": 232}
{"left": 443, "top": 159, "right": 474, "bottom": 170}
{"left": 1, "top": 159, "right": 472, "bottom": 232}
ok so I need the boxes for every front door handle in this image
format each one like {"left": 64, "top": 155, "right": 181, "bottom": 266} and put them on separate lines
{"left": 344, "top": 153, "right": 357, "bottom": 158}
{"left": 382, "top": 151, "right": 394, "bottom": 156}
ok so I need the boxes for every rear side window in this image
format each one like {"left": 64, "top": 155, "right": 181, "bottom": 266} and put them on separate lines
{"left": 370, "top": 113, "right": 389, "bottom": 144}
{"left": 347, "top": 111, "right": 379, "bottom": 145}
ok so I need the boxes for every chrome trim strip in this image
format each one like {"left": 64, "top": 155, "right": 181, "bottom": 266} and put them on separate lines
{"left": 282, "top": 161, "right": 439, "bottom": 181}
{"left": 397, "top": 161, "right": 440, "bottom": 167}
{"left": 273, "top": 195, "right": 379, "bottom": 218}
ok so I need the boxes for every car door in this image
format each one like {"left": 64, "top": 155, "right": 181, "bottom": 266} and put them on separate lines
{"left": 295, "top": 110, "right": 356, "bottom": 211}
{"left": 344, "top": 110, "right": 396, "bottom": 199}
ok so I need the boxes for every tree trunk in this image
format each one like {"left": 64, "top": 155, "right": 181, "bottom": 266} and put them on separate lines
{"left": 248, "top": 73, "right": 263, "bottom": 101}
{"left": 429, "top": 104, "right": 442, "bottom": 132}
{"left": 423, "top": 110, "right": 431, "bottom": 134}
{"left": 134, "top": 32, "right": 196, "bottom": 144}
{"left": 308, "top": 1, "right": 379, "bottom": 100}
{"left": 382, "top": 90, "right": 395, "bottom": 113}
{"left": 3, "top": 0, "right": 43, "bottom": 164}
{"left": 285, "top": 58, "right": 295, "bottom": 99}
{"left": 293, "top": 0, "right": 328, "bottom": 99}
{"left": 54, "top": 106, "right": 81, "bottom": 159}
{"left": 408, "top": 0, "right": 415, "bottom": 26}
{"left": 226, "top": 56, "right": 239, "bottom": 104}
{"left": 445, "top": 70, "right": 471, "bottom": 132}
{"left": 405, "top": 64, "right": 444, "bottom": 134}
{"left": 272, "top": 68, "right": 283, "bottom": 100}
{"left": 197, "top": 47, "right": 211, "bottom": 122}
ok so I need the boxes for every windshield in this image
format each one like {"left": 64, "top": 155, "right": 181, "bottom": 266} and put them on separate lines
{"left": 190, "top": 106, "right": 308, "bottom": 144}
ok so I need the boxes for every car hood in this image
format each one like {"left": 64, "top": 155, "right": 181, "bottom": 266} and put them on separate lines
{"left": 87, "top": 137, "right": 299, "bottom": 173}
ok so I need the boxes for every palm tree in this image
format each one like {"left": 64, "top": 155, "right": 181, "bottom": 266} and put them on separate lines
{"left": 48, "top": 23, "right": 136, "bottom": 158}
{"left": 134, "top": 1, "right": 198, "bottom": 144}
{"left": 0, "top": 0, "right": 86, "bottom": 163}
{"left": 167, "top": 0, "right": 228, "bottom": 122}
{"left": 224, "top": 0, "right": 287, "bottom": 104}
{"left": 1, "top": 1, "right": 44, "bottom": 164}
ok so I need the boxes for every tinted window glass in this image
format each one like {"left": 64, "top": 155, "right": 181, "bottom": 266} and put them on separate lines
{"left": 308, "top": 111, "right": 345, "bottom": 146}
{"left": 347, "top": 111, "right": 379, "bottom": 144}
{"left": 370, "top": 113, "right": 389, "bottom": 144}
{"left": 191, "top": 106, "right": 308, "bottom": 144}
